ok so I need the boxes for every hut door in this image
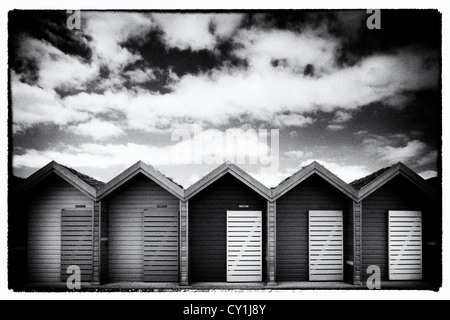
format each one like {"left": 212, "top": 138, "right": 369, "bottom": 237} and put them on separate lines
{"left": 388, "top": 211, "right": 422, "bottom": 280}
{"left": 309, "top": 210, "right": 344, "bottom": 281}
{"left": 61, "top": 209, "right": 93, "bottom": 283}
{"left": 227, "top": 211, "right": 262, "bottom": 282}
{"left": 143, "top": 207, "right": 179, "bottom": 282}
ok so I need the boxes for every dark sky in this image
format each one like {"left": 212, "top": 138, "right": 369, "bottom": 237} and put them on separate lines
{"left": 9, "top": 10, "right": 441, "bottom": 187}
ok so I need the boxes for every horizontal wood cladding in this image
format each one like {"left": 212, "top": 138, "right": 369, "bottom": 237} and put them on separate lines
{"left": 143, "top": 208, "right": 179, "bottom": 282}
{"left": 27, "top": 175, "right": 93, "bottom": 284}
{"left": 189, "top": 173, "right": 267, "bottom": 283}
{"left": 344, "top": 201, "right": 354, "bottom": 282}
{"left": 61, "top": 209, "right": 93, "bottom": 282}
{"left": 276, "top": 175, "right": 350, "bottom": 282}
{"left": 108, "top": 174, "right": 179, "bottom": 282}
{"left": 100, "top": 201, "right": 108, "bottom": 284}
{"left": 361, "top": 175, "right": 438, "bottom": 282}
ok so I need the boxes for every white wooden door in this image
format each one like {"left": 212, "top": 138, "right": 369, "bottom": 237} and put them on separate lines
{"left": 389, "top": 211, "right": 423, "bottom": 280}
{"left": 227, "top": 211, "right": 262, "bottom": 282}
{"left": 309, "top": 210, "right": 344, "bottom": 281}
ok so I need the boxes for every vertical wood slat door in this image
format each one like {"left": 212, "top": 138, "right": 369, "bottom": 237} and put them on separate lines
{"left": 389, "top": 211, "right": 422, "bottom": 280}
{"left": 61, "top": 209, "right": 93, "bottom": 282}
{"left": 227, "top": 211, "right": 262, "bottom": 282}
{"left": 309, "top": 211, "right": 343, "bottom": 281}
{"left": 143, "top": 207, "right": 179, "bottom": 282}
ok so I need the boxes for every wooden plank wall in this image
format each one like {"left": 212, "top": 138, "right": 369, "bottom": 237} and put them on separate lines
{"left": 189, "top": 173, "right": 267, "bottom": 282}
{"left": 27, "top": 175, "right": 93, "bottom": 284}
{"left": 361, "top": 175, "right": 435, "bottom": 282}
{"left": 108, "top": 175, "right": 179, "bottom": 282}
{"left": 93, "top": 202, "right": 99, "bottom": 283}
{"left": 276, "top": 174, "right": 349, "bottom": 281}
{"left": 267, "top": 201, "right": 276, "bottom": 284}
{"left": 100, "top": 201, "right": 109, "bottom": 284}
{"left": 61, "top": 209, "right": 93, "bottom": 282}
{"left": 143, "top": 207, "right": 179, "bottom": 282}
{"left": 344, "top": 201, "right": 354, "bottom": 283}
{"left": 180, "top": 201, "right": 189, "bottom": 285}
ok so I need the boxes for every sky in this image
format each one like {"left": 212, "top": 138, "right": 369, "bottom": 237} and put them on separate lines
{"left": 9, "top": 10, "right": 441, "bottom": 188}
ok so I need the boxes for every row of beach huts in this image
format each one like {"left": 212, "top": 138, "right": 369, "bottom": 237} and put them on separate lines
{"left": 9, "top": 160, "right": 441, "bottom": 289}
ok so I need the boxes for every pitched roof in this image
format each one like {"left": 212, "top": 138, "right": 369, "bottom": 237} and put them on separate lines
{"left": 350, "top": 166, "right": 391, "bottom": 190}
{"left": 97, "top": 161, "right": 184, "bottom": 200}
{"left": 355, "top": 162, "right": 437, "bottom": 201}
{"left": 16, "top": 161, "right": 98, "bottom": 199}
{"left": 62, "top": 166, "right": 105, "bottom": 190}
{"left": 185, "top": 162, "right": 272, "bottom": 200}
{"left": 272, "top": 161, "right": 358, "bottom": 201}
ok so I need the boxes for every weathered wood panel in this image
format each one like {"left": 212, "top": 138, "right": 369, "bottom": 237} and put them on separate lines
{"left": 362, "top": 175, "right": 437, "bottom": 282}
{"left": 276, "top": 175, "right": 350, "bottom": 281}
{"left": 189, "top": 173, "right": 266, "bottom": 282}
{"left": 309, "top": 211, "right": 343, "bottom": 281}
{"left": 143, "top": 207, "right": 179, "bottom": 282}
{"left": 108, "top": 175, "right": 179, "bottom": 282}
{"left": 27, "top": 175, "right": 93, "bottom": 284}
{"left": 61, "top": 209, "right": 93, "bottom": 282}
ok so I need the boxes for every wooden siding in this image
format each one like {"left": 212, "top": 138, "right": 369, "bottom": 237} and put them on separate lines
{"left": 108, "top": 174, "right": 179, "bottom": 282}
{"left": 309, "top": 211, "right": 344, "bottom": 281}
{"left": 61, "top": 209, "right": 93, "bottom": 282}
{"left": 276, "top": 175, "right": 350, "bottom": 282}
{"left": 93, "top": 202, "right": 99, "bottom": 283}
{"left": 100, "top": 201, "right": 108, "bottom": 284}
{"left": 361, "top": 175, "right": 438, "bottom": 282}
{"left": 344, "top": 201, "right": 354, "bottom": 282}
{"left": 180, "top": 201, "right": 189, "bottom": 285}
{"left": 143, "top": 207, "right": 179, "bottom": 282}
{"left": 227, "top": 211, "right": 262, "bottom": 282}
{"left": 267, "top": 201, "right": 276, "bottom": 284}
{"left": 189, "top": 173, "right": 267, "bottom": 282}
{"left": 27, "top": 175, "right": 93, "bottom": 284}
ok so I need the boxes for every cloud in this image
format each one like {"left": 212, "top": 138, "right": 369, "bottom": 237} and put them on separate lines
{"left": 13, "top": 127, "right": 273, "bottom": 171}
{"left": 124, "top": 68, "right": 156, "bottom": 84}
{"left": 416, "top": 150, "right": 438, "bottom": 167}
{"left": 299, "top": 159, "right": 371, "bottom": 183}
{"left": 151, "top": 13, "right": 245, "bottom": 51}
{"left": 11, "top": 73, "right": 89, "bottom": 132}
{"left": 71, "top": 119, "right": 125, "bottom": 140}
{"left": 84, "top": 12, "right": 154, "bottom": 68}
{"left": 249, "top": 169, "right": 293, "bottom": 188}
{"left": 362, "top": 133, "right": 437, "bottom": 168}
{"left": 11, "top": 14, "right": 440, "bottom": 137}
{"left": 272, "top": 114, "right": 315, "bottom": 128}
{"left": 234, "top": 28, "right": 339, "bottom": 73}
{"left": 17, "top": 36, "right": 98, "bottom": 90}
{"left": 418, "top": 170, "right": 438, "bottom": 180}
{"left": 327, "top": 124, "right": 345, "bottom": 131}
{"left": 332, "top": 110, "right": 352, "bottom": 123}
{"left": 285, "top": 150, "right": 313, "bottom": 159}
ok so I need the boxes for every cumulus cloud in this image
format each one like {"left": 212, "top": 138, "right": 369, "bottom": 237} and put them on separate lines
{"left": 71, "top": 119, "right": 125, "bottom": 140}
{"left": 299, "top": 159, "right": 371, "bottom": 183}
{"left": 285, "top": 150, "right": 313, "bottom": 159}
{"left": 11, "top": 73, "right": 89, "bottom": 132}
{"left": 327, "top": 124, "right": 345, "bottom": 131}
{"left": 84, "top": 12, "right": 154, "bottom": 68}
{"left": 362, "top": 133, "right": 438, "bottom": 168}
{"left": 419, "top": 170, "right": 438, "bottom": 180}
{"left": 17, "top": 36, "right": 98, "bottom": 90}
{"left": 13, "top": 127, "right": 273, "bottom": 171}
{"left": 151, "top": 13, "right": 245, "bottom": 51}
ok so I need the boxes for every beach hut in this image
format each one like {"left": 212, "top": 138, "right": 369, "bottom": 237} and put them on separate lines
{"left": 351, "top": 163, "right": 440, "bottom": 284}
{"left": 184, "top": 163, "right": 272, "bottom": 284}
{"left": 96, "top": 161, "right": 184, "bottom": 283}
{"left": 272, "top": 162, "right": 358, "bottom": 283}
{"left": 13, "top": 161, "right": 103, "bottom": 286}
